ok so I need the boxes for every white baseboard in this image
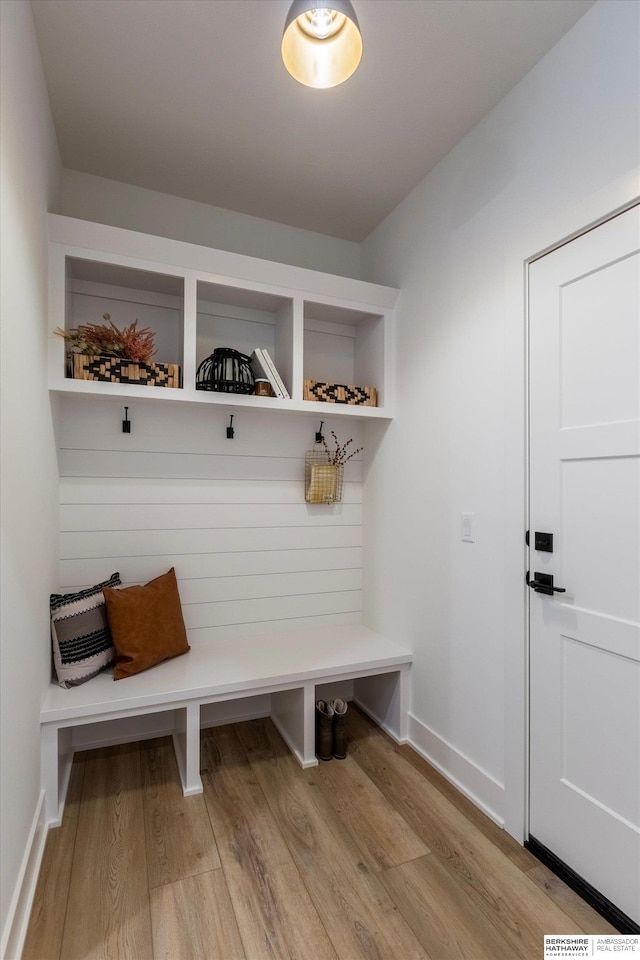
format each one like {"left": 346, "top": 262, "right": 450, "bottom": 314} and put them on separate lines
{"left": 1, "top": 791, "right": 48, "bottom": 960}
{"left": 353, "top": 696, "right": 406, "bottom": 744}
{"left": 407, "top": 713, "right": 505, "bottom": 827}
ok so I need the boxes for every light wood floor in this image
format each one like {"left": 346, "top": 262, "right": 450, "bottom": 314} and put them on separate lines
{"left": 23, "top": 707, "right": 616, "bottom": 960}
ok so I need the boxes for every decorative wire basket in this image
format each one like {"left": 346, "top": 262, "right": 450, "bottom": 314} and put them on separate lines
{"left": 305, "top": 450, "right": 344, "bottom": 504}
{"left": 196, "top": 348, "right": 255, "bottom": 394}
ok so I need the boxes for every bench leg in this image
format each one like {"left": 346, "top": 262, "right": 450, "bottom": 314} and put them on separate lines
{"left": 272, "top": 684, "right": 317, "bottom": 768}
{"left": 354, "top": 666, "right": 410, "bottom": 744}
{"left": 172, "top": 703, "right": 202, "bottom": 796}
{"left": 41, "top": 724, "right": 73, "bottom": 827}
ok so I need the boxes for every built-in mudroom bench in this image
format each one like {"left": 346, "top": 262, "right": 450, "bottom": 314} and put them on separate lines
{"left": 41, "top": 625, "right": 411, "bottom": 825}
{"left": 42, "top": 214, "right": 406, "bottom": 828}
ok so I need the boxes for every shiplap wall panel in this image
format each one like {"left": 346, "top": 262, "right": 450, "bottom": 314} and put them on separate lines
{"left": 60, "top": 525, "right": 361, "bottom": 558}
{"left": 183, "top": 592, "right": 360, "bottom": 630}
{"left": 58, "top": 450, "right": 325, "bottom": 482}
{"left": 60, "top": 502, "right": 362, "bottom": 531}
{"left": 61, "top": 571, "right": 361, "bottom": 603}
{"left": 56, "top": 396, "right": 364, "bottom": 458}
{"left": 57, "top": 397, "right": 365, "bottom": 639}
{"left": 178, "top": 570, "right": 361, "bottom": 604}
{"left": 59, "top": 547, "right": 363, "bottom": 587}
{"left": 181, "top": 611, "right": 361, "bottom": 644}
{"left": 59, "top": 478, "right": 362, "bottom": 505}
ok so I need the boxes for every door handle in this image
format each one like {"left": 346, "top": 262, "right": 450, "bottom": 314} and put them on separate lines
{"left": 526, "top": 571, "right": 566, "bottom": 596}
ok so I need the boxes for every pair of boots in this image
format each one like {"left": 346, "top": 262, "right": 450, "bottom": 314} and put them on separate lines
{"left": 315, "top": 698, "right": 348, "bottom": 761}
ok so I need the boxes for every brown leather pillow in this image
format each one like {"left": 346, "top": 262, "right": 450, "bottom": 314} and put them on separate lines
{"left": 103, "top": 568, "right": 190, "bottom": 680}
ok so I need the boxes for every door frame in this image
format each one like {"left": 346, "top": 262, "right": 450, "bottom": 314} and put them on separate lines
{"left": 501, "top": 171, "right": 639, "bottom": 844}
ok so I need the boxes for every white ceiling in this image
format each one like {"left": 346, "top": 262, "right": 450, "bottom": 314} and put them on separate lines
{"left": 31, "top": 0, "right": 595, "bottom": 241}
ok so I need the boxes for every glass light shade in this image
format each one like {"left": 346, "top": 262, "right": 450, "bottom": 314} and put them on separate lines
{"left": 282, "top": 1, "right": 362, "bottom": 89}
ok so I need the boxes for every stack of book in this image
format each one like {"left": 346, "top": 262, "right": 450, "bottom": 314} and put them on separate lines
{"left": 250, "top": 348, "right": 290, "bottom": 398}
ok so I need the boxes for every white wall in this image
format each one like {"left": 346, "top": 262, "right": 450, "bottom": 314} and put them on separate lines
{"left": 0, "top": 1, "right": 62, "bottom": 954}
{"left": 58, "top": 169, "right": 362, "bottom": 280}
{"left": 361, "top": 0, "right": 640, "bottom": 835}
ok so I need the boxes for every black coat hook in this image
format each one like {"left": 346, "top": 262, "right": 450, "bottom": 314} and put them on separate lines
{"left": 227, "top": 414, "right": 235, "bottom": 439}
{"left": 122, "top": 406, "right": 131, "bottom": 433}
{"left": 315, "top": 421, "right": 324, "bottom": 443}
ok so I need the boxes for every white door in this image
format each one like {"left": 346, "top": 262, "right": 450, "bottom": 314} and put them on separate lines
{"left": 528, "top": 204, "right": 640, "bottom": 927}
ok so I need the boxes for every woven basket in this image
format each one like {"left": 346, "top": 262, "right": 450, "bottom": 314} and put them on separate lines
{"left": 304, "top": 379, "right": 377, "bottom": 407}
{"left": 69, "top": 354, "right": 181, "bottom": 388}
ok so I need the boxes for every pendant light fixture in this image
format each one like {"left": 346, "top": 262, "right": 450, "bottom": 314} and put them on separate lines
{"left": 281, "top": 1, "right": 362, "bottom": 89}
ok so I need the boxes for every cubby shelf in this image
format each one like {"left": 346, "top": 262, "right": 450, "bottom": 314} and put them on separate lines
{"left": 48, "top": 215, "right": 397, "bottom": 421}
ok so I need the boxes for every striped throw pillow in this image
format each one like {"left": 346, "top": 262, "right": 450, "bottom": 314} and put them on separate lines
{"left": 50, "top": 572, "right": 121, "bottom": 688}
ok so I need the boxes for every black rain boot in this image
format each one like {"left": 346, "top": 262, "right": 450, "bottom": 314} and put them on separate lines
{"left": 315, "top": 699, "right": 334, "bottom": 761}
{"left": 331, "top": 698, "right": 348, "bottom": 759}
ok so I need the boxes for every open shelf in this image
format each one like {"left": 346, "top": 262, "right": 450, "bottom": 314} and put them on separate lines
{"left": 47, "top": 216, "right": 397, "bottom": 420}
{"left": 303, "top": 300, "right": 385, "bottom": 409}
{"left": 196, "top": 281, "right": 294, "bottom": 398}
{"left": 62, "top": 256, "right": 184, "bottom": 373}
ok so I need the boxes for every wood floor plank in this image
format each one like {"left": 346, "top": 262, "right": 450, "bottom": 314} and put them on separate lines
{"left": 373, "top": 712, "right": 618, "bottom": 927}
{"left": 395, "top": 741, "right": 539, "bottom": 873}
{"left": 60, "top": 743, "right": 153, "bottom": 960}
{"left": 24, "top": 718, "right": 617, "bottom": 959}
{"left": 346, "top": 708, "right": 585, "bottom": 958}
{"left": 150, "top": 870, "right": 246, "bottom": 960}
{"left": 309, "top": 747, "right": 429, "bottom": 872}
{"left": 200, "top": 724, "right": 337, "bottom": 960}
{"left": 380, "top": 854, "right": 525, "bottom": 960}
{"left": 141, "top": 736, "right": 220, "bottom": 888}
{"left": 354, "top": 708, "right": 538, "bottom": 872}
{"left": 22, "top": 756, "right": 86, "bottom": 960}
{"left": 525, "top": 862, "right": 619, "bottom": 934}
{"left": 235, "top": 717, "right": 431, "bottom": 960}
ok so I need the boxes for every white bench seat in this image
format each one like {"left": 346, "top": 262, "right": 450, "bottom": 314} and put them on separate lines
{"left": 41, "top": 624, "right": 412, "bottom": 826}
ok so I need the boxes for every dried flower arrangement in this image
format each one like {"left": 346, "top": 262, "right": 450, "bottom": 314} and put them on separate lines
{"left": 321, "top": 431, "right": 363, "bottom": 465}
{"left": 55, "top": 314, "right": 156, "bottom": 363}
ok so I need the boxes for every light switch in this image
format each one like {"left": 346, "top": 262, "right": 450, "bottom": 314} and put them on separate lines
{"left": 461, "top": 512, "right": 475, "bottom": 542}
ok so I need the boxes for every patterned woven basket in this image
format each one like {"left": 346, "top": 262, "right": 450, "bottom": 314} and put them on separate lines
{"left": 69, "top": 354, "right": 181, "bottom": 388}
{"left": 304, "top": 379, "right": 377, "bottom": 406}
